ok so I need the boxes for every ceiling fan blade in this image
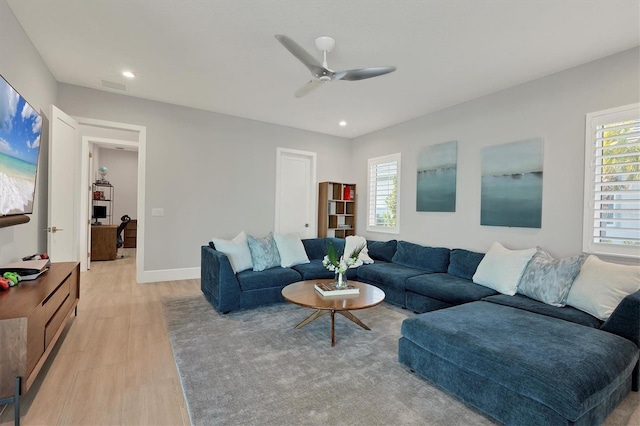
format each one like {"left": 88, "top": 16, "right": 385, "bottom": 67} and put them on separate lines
{"left": 334, "top": 66, "right": 397, "bottom": 81}
{"left": 294, "top": 80, "right": 324, "bottom": 98}
{"left": 275, "top": 34, "right": 325, "bottom": 76}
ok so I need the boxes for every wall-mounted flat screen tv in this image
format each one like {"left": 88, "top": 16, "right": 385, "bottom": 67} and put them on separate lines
{"left": 0, "top": 74, "right": 42, "bottom": 216}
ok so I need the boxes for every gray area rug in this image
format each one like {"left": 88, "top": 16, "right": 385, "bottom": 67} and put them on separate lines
{"left": 163, "top": 294, "right": 497, "bottom": 426}
{"left": 163, "top": 295, "right": 640, "bottom": 425}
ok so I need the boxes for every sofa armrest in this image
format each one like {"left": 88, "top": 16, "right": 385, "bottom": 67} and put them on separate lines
{"left": 201, "top": 245, "right": 242, "bottom": 313}
{"left": 601, "top": 290, "right": 640, "bottom": 346}
{"left": 601, "top": 290, "right": 640, "bottom": 391}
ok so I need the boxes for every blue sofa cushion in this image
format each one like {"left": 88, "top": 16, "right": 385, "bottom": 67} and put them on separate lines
{"left": 366, "top": 240, "right": 397, "bottom": 263}
{"left": 236, "top": 267, "right": 301, "bottom": 291}
{"left": 401, "top": 301, "right": 639, "bottom": 422}
{"left": 301, "top": 238, "right": 327, "bottom": 260}
{"left": 392, "top": 241, "right": 450, "bottom": 273}
{"left": 301, "top": 237, "right": 346, "bottom": 260}
{"left": 482, "top": 294, "right": 603, "bottom": 329}
{"left": 291, "top": 259, "right": 334, "bottom": 280}
{"left": 447, "top": 248, "right": 484, "bottom": 280}
{"left": 406, "top": 273, "right": 497, "bottom": 305}
{"left": 357, "top": 262, "right": 426, "bottom": 290}
{"left": 291, "top": 259, "right": 359, "bottom": 281}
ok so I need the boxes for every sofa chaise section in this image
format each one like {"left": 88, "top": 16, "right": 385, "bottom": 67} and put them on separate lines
{"left": 399, "top": 300, "right": 640, "bottom": 425}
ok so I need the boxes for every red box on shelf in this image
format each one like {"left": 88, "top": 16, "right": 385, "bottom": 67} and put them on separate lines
{"left": 343, "top": 186, "right": 351, "bottom": 201}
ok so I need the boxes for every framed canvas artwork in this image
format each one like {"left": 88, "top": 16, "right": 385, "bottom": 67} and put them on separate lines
{"left": 481, "top": 138, "right": 543, "bottom": 228}
{"left": 416, "top": 141, "right": 457, "bottom": 212}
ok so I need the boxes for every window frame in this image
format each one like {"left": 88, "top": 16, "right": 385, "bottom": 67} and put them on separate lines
{"left": 367, "top": 153, "right": 401, "bottom": 234}
{"left": 582, "top": 103, "right": 640, "bottom": 259}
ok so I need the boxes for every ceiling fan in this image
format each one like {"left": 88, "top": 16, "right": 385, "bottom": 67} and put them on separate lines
{"left": 275, "top": 34, "right": 397, "bottom": 98}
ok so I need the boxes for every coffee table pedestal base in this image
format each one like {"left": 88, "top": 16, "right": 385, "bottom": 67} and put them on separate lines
{"left": 294, "top": 309, "right": 371, "bottom": 347}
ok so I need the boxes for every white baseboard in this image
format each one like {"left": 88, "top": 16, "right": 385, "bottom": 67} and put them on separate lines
{"left": 137, "top": 266, "right": 200, "bottom": 283}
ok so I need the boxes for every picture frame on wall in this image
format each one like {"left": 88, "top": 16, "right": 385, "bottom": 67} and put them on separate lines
{"left": 416, "top": 141, "right": 458, "bottom": 212}
{"left": 480, "top": 138, "right": 543, "bottom": 228}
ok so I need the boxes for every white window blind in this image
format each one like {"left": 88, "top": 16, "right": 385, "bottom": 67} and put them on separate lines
{"left": 367, "top": 153, "right": 400, "bottom": 234}
{"left": 583, "top": 104, "right": 640, "bottom": 258}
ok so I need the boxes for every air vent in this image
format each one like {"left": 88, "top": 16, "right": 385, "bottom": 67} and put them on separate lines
{"left": 101, "top": 80, "right": 126, "bottom": 91}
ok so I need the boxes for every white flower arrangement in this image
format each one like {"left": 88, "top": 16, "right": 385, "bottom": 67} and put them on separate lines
{"left": 322, "top": 242, "right": 364, "bottom": 274}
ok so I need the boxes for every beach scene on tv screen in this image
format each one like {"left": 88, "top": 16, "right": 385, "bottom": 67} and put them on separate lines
{"left": 0, "top": 76, "right": 41, "bottom": 216}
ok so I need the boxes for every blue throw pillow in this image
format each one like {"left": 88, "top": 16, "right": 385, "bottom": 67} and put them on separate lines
{"left": 246, "top": 233, "right": 281, "bottom": 272}
{"left": 517, "top": 247, "right": 586, "bottom": 307}
{"left": 448, "top": 249, "right": 485, "bottom": 280}
{"left": 391, "top": 241, "right": 450, "bottom": 272}
{"left": 367, "top": 240, "right": 397, "bottom": 262}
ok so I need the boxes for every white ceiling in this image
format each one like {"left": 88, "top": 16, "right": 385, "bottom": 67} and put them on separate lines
{"left": 7, "top": 0, "right": 640, "bottom": 138}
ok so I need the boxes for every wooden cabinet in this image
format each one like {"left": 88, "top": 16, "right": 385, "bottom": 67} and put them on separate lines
{"left": 91, "top": 225, "right": 117, "bottom": 260}
{"left": 0, "top": 262, "right": 80, "bottom": 404}
{"left": 318, "top": 182, "right": 356, "bottom": 238}
{"left": 124, "top": 219, "right": 137, "bottom": 248}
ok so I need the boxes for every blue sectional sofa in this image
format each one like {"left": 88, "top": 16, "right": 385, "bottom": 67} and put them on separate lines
{"left": 201, "top": 237, "right": 639, "bottom": 425}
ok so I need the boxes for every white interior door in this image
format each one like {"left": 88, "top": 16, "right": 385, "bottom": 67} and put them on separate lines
{"left": 275, "top": 148, "right": 317, "bottom": 237}
{"left": 47, "top": 105, "right": 80, "bottom": 262}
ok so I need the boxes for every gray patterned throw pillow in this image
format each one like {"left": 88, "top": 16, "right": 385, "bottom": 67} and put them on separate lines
{"left": 247, "top": 233, "right": 281, "bottom": 272}
{"left": 517, "top": 247, "right": 586, "bottom": 307}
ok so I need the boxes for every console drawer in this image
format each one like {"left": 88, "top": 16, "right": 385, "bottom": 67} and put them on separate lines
{"left": 44, "top": 293, "right": 71, "bottom": 349}
{"left": 44, "top": 278, "right": 70, "bottom": 320}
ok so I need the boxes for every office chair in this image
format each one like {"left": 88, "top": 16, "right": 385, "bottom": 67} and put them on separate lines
{"left": 116, "top": 215, "right": 131, "bottom": 258}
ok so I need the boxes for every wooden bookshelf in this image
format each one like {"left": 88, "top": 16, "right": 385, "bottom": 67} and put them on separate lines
{"left": 318, "top": 181, "right": 356, "bottom": 238}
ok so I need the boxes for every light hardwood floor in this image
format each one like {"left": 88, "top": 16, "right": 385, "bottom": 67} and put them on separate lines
{"left": 0, "top": 249, "right": 200, "bottom": 425}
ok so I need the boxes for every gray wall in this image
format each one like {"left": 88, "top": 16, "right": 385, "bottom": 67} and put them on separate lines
{"left": 2, "top": 0, "right": 637, "bottom": 271}
{"left": 0, "top": 1, "right": 57, "bottom": 265}
{"left": 57, "top": 84, "right": 352, "bottom": 271}
{"left": 351, "top": 48, "right": 640, "bottom": 258}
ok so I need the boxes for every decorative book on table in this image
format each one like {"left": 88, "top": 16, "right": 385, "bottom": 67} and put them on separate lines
{"left": 314, "top": 282, "right": 360, "bottom": 296}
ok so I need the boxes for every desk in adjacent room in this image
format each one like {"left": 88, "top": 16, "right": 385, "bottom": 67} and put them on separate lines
{"left": 91, "top": 224, "right": 118, "bottom": 260}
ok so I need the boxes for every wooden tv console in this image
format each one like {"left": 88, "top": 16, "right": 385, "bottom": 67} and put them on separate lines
{"left": 0, "top": 262, "right": 80, "bottom": 425}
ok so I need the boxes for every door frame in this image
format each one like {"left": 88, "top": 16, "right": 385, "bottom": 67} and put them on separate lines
{"left": 75, "top": 116, "right": 146, "bottom": 282}
{"left": 274, "top": 148, "right": 317, "bottom": 237}
{"left": 81, "top": 136, "right": 139, "bottom": 271}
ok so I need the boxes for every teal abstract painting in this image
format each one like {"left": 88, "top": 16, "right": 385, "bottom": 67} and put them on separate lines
{"left": 417, "top": 141, "right": 457, "bottom": 212}
{"left": 481, "top": 138, "right": 543, "bottom": 228}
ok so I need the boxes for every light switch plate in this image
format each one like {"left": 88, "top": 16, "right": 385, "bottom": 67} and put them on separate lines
{"left": 151, "top": 208, "right": 164, "bottom": 217}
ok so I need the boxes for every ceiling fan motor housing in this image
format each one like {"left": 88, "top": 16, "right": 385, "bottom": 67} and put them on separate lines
{"left": 314, "top": 36, "right": 335, "bottom": 53}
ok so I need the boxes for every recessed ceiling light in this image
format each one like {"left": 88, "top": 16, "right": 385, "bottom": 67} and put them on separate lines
{"left": 339, "top": 121, "right": 347, "bottom": 127}
{"left": 122, "top": 71, "right": 136, "bottom": 78}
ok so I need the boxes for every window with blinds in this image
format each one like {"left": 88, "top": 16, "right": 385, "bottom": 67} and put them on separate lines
{"left": 583, "top": 104, "right": 640, "bottom": 258}
{"left": 367, "top": 153, "right": 401, "bottom": 233}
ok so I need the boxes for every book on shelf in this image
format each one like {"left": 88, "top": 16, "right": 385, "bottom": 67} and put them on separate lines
{"left": 314, "top": 282, "right": 360, "bottom": 296}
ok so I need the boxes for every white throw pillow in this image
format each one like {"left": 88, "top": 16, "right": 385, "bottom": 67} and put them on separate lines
{"left": 273, "top": 233, "right": 310, "bottom": 268}
{"left": 566, "top": 255, "right": 640, "bottom": 321}
{"left": 344, "top": 235, "right": 374, "bottom": 268}
{"left": 472, "top": 242, "right": 536, "bottom": 295}
{"left": 210, "top": 231, "right": 253, "bottom": 273}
